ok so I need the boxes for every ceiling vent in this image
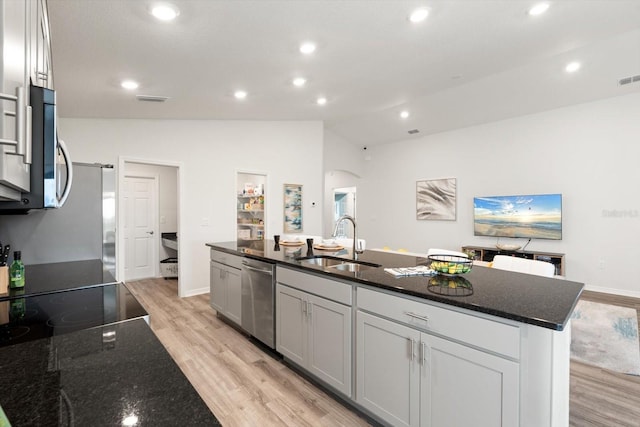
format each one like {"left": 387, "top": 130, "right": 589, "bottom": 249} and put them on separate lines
{"left": 408, "top": 129, "right": 420, "bottom": 134}
{"left": 136, "top": 95, "right": 170, "bottom": 102}
{"left": 618, "top": 74, "right": 640, "bottom": 86}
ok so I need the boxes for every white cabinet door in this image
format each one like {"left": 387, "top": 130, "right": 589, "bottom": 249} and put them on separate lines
{"left": 276, "top": 284, "right": 306, "bottom": 367}
{"left": 356, "top": 311, "right": 421, "bottom": 427}
{"left": 30, "top": 0, "right": 52, "bottom": 88}
{"left": 225, "top": 267, "right": 242, "bottom": 325}
{"left": 421, "top": 334, "right": 519, "bottom": 427}
{"left": 209, "top": 261, "right": 225, "bottom": 313}
{"left": 307, "top": 293, "right": 352, "bottom": 397}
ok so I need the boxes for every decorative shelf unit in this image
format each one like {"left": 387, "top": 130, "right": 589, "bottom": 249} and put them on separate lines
{"left": 237, "top": 173, "right": 266, "bottom": 244}
{"left": 462, "top": 245, "right": 565, "bottom": 276}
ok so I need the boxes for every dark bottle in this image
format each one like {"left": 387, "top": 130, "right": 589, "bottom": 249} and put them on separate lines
{"left": 9, "top": 251, "right": 25, "bottom": 289}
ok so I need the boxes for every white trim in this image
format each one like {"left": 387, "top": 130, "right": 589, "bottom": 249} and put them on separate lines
{"left": 118, "top": 156, "right": 184, "bottom": 297}
{"left": 182, "top": 287, "right": 210, "bottom": 298}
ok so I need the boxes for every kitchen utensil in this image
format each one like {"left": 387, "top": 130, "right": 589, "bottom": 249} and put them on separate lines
{"left": 1, "top": 245, "right": 9, "bottom": 267}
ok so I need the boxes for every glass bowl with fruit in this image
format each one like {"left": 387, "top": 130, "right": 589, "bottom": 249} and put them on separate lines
{"left": 427, "top": 254, "right": 473, "bottom": 276}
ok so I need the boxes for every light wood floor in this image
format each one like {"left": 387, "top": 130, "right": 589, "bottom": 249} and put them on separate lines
{"left": 126, "top": 278, "right": 371, "bottom": 427}
{"left": 126, "top": 279, "right": 640, "bottom": 427}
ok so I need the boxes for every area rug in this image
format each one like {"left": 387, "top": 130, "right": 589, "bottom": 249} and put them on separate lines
{"left": 570, "top": 300, "right": 640, "bottom": 375}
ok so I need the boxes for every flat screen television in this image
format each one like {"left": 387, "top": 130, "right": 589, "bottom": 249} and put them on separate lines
{"left": 473, "top": 193, "right": 562, "bottom": 240}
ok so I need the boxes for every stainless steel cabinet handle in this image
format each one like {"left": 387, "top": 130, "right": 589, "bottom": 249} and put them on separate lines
{"left": 302, "top": 300, "right": 307, "bottom": 316}
{"left": 408, "top": 338, "right": 415, "bottom": 361}
{"left": 405, "top": 312, "right": 429, "bottom": 322}
{"left": 307, "top": 302, "right": 312, "bottom": 318}
{"left": 421, "top": 341, "right": 426, "bottom": 365}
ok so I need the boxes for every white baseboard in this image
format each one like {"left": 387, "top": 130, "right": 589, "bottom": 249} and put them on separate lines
{"left": 584, "top": 284, "right": 640, "bottom": 300}
{"left": 181, "top": 286, "right": 209, "bottom": 298}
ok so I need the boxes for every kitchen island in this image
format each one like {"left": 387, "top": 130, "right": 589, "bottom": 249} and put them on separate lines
{"left": 207, "top": 240, "right": 584, "bottom": 427}
{"left": 0, "top": 259, "right": 219, "bottom": 426}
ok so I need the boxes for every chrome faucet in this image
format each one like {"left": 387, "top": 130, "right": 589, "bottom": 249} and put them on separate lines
{"left": 332, "top": 214, "right": 364, "bottom": 260}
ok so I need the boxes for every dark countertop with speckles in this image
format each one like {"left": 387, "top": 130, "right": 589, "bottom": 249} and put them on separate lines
{"left": 0, "top": 260, "right": 219, "bottom": 426}
{"left": 207, "top": 240, "right": 584, "bottom": 331}
{"left": 0, "top": 319, "right": 219, "bottom": 426}
{"left": 0, "top": 259, "right": 117, "bottom": 301}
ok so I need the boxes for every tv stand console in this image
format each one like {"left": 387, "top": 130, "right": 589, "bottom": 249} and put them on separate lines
{"left": 462, "top": 245, "right": 565, "bottom": 276}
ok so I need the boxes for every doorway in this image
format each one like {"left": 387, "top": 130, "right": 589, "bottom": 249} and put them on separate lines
{"left": 118, "top": 158, "right": 181, "bottom": 294}
{"left": 324, "top": 170, "right": 360, "bottom": 237}
{"left": 333, "top": 186, "right": 356, "bottom": 238}
{"left": 123, "top": 175, "right": 157, "bottom": 281}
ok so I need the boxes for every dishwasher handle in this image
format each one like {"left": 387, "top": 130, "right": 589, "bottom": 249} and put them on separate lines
{"left": 242, "top": 263, "right": 273, "bottom": 275}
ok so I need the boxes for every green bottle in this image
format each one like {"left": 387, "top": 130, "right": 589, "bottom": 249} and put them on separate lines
{"left": 9, "top": 251, "right": 25, "bottom": 289}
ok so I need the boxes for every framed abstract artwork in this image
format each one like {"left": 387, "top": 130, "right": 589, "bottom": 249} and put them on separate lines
{"left": 416, "top": 178, "right": 456, "bottom": 220}
{"left": 283, "top": 183, "right": 303, "bottom": 232}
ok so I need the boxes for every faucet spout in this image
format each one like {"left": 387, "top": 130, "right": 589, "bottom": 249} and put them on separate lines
{"left": 332, "top": 214, "right": 364, "bottom": 259}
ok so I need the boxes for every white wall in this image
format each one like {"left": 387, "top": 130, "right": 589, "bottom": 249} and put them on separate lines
{"left": 323, "top": 129, "right": 366, "bottom": 235}
{"left": 357, "top": 93, "right": 640, "bottom": 296}
{"left": 324, "top": 129, "right": 366, "bottom": 178}
{"left": 59, "top": 118, "right": 324, "bottom": 296}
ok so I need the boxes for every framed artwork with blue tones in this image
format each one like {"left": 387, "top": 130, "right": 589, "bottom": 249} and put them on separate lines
{"left": 284, "top": 183, "right": 303, "bottom": 232}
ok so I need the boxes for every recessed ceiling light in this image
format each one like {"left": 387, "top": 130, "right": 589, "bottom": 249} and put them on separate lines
{"left": 409, "top": 8, "right": 429, "bottom": 23}
{"left": 293, "top": 77, "right": 306, "bottom": 87}
{"left": 151, "top": 3, "right": 180, "bottom": 21}
{"left": 300, "top": 42, "right": 316, "bottom": 55}
{"left": 565, "top": 62, "right": 581, "bottom": 73}
{"left": 121, "top": 80, "right": 139, "bottom": 90}
{"left": 400, "top": 111, "right": 410, "bottom": 119}
{"left": 528, "top": 3, "right": 550, "bottom": 16}
{"left": 234, "top": 90, "right": 247, "bottom": 100}
{"left": 316, "top": 97, "right": 327, "bottom": 105}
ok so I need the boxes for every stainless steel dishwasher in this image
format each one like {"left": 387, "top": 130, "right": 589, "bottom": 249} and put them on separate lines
{"left": 241, "top": 258, "right": 276, "bottom": 349}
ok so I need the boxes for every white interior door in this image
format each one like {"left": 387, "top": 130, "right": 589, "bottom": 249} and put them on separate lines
{"left": 124, "top": 175, "right": 157, "bottom": 281}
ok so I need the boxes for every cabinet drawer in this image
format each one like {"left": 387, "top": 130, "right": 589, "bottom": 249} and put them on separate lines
{"left": 277, "top": 267, "right": 352, "bottom": 305}
{"left": 210, "top": 249, "right": 242, "bottom": 269}
{"left": 357, "top": 287, "right": 520, "bottom": 359}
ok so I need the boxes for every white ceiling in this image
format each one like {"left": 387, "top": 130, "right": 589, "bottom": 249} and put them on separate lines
{"left": 47, "top": 0, "right": 640, "bottom": 146}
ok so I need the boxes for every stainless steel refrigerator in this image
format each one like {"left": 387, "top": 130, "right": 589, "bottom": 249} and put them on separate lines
{"left": 0, "top": 163, "right": 116, "bottom": 276}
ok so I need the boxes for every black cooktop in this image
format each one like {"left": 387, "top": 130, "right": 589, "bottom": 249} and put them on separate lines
{"left": 0, "top": 259, "right": 117, "bottom": 302}
{"left": 0, "top": 283, "right": 147, "bottom": 348}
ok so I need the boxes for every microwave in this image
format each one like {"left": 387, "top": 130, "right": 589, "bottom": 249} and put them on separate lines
{"left": 0, "top": 85, "right": 73, "bottom": 213}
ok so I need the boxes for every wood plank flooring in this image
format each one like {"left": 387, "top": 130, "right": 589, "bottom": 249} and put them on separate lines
{"left": 126, "top": 279, "right": 640, "bottom": 427}
{"left": 126, "top": 278, "right": 371, "bottom": 427}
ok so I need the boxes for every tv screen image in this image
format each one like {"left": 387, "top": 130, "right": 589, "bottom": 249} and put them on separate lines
{"left": 473, "top": 194, "right": 562, "bottom": 240}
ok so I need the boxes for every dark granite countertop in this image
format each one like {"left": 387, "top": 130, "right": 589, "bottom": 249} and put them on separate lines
{"left": 0, "top": 259, "right": 219, "bottom": 425}
{"left": 0, "top": 259, "right": 117, "bottom": 301}
{"left": 207, "top": 240, "right": 584, "bottom": 331}
{"left": 0, "top": 318, "right": 219, "bottom": 426}
{"left": 1, "top": 282, "right": 147, "bottom": 347}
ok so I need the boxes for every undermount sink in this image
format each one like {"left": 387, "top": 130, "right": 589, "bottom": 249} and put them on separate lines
{"left": 296, "top": 255, "right": 381, "bottom": 272}
{"left": 327, "top": 262, "right": 378, "bottom": 273}
{"left": 297, "top": 256, "right": 345, "bottom": 268}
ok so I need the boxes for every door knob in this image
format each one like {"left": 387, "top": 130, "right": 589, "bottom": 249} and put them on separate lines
{"left": 147, "top": 231, "right": 154, "bottom": 235}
